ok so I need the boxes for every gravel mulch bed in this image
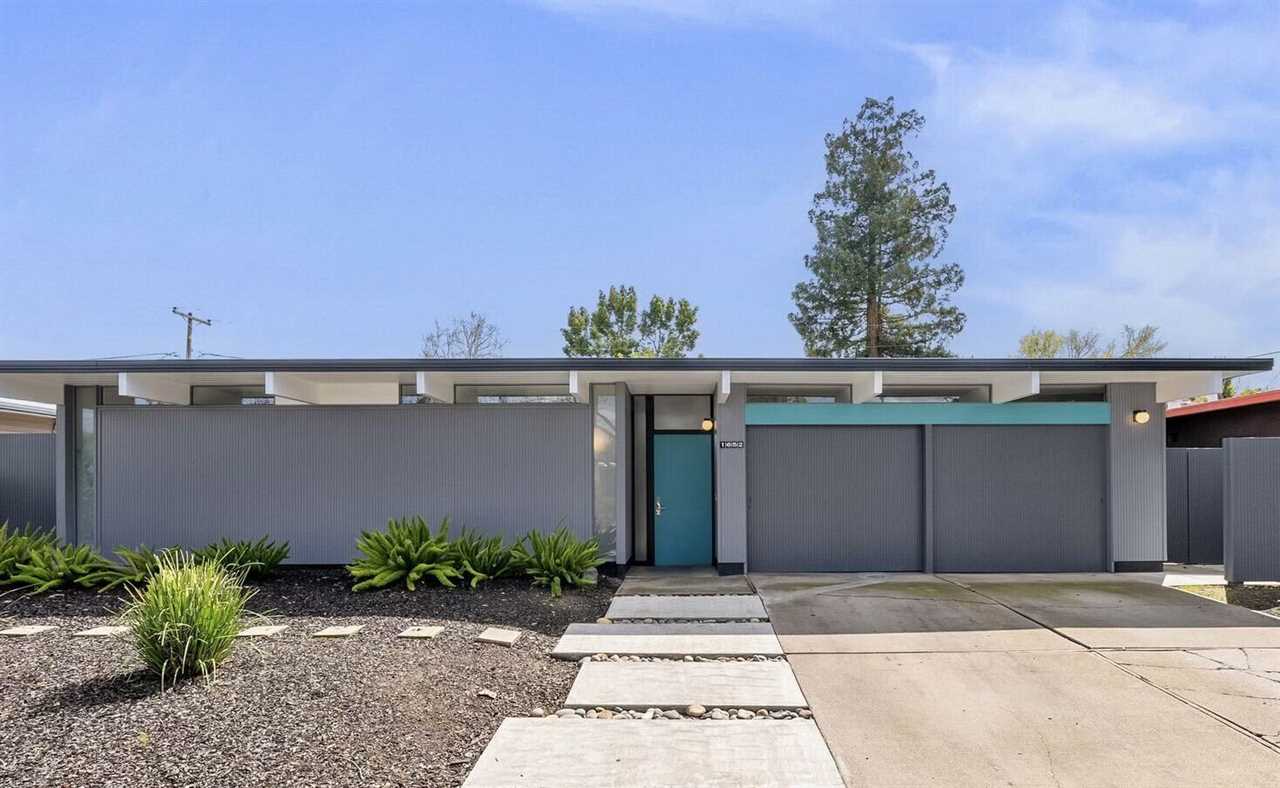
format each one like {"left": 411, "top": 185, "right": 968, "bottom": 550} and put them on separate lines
{"left": 1, "top": 568, "right": 614, "bottom": 787}
{"left": 1178, "top": 583, "right": 1280, "bottom": 618}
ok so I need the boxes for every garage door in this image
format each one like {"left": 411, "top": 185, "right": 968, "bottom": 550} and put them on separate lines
{"left": 746, "top": 426, "right": 923, "bottom": 571}
{"left": 932, "top": 425, "right": 1107, "bottom": 571}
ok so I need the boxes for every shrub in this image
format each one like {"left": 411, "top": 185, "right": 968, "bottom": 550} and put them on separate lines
{"left": 6, "top": 543, "right": 108, "bottom": 594}
{"left": 193, "top": 537, "right": 289, "bottom": 580}
{"left": 511, "top": 527, "right": 605, "bottom": 597}
{"left": 450, "top": 529, "right": 524, "bottom": 589}
{"left": 347, "top": 516, "right": 461, "bottom": 592}
{"left": 0, "top": 523, "right": 57, "bottom": 582}
{"left": 123, "top": 552, "right": 252, "bottom": 688}
{"left": 81, "top": 545, "right": 177, "bottom": 592}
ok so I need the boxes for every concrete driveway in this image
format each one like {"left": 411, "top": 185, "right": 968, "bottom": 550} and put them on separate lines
{"left": 753, "top": 573, "right": 1280, "bottom": 786}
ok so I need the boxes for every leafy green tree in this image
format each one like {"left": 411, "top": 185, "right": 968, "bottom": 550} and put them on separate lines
{"left": 562, "top": 285, "right": 699, "bottom": 357}
{"left": 789, "top": 97, "right": 965, "bottom": 357}
{"left": 1018, "top": 329, "right": 1063, "bottom": 359}
{"left": 1016, "top": 324, "right": 1166, "bottom": 358}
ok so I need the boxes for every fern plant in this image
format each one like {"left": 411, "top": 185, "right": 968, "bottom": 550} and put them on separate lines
{"left": 0, "top": 523, "right": 57, "bottom": 582}
{"left": 193, "top": 537, "right": 289, "bottom": 580}
{"left": 347, "top": 516, "right": 461, "bottom": 592}
{"left": 7, "top": 543, "right": 110, "bottom": 594}
{"left": 81, "top": 545, "right": 177, "bottom": 592}
{"left": 511, "top": 527, "right": 604, "bottom": 598}
{"left": 450, "top": 529, "right": 524, "bottom": 589}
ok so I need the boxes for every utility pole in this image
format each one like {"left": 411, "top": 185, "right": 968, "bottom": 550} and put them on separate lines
{"left": 172, "top": 307, "right": 212, "bottom": 359}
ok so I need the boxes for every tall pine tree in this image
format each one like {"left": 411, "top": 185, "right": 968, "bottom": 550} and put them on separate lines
{"left": 790, "top": 97, "right": 965, "bottom": 357}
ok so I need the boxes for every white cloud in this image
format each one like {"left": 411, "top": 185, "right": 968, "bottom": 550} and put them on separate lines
{"left": 907, "top": 6, "right": 1279, "bottom": 152}
{"left": 978, "top": 166, "right": 1280, "bottom": 355}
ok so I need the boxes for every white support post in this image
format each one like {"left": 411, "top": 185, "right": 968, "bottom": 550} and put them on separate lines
{"left": 117, "top": 372, "right": 191, "bottom": 405}
{"left": 264, "top": 372, "right": 321, "bottom": 404}
{"left": 716, "top": 370, "right": 732, "bottom": 404}
{"left": 568, "top": 370, "right": 587, "bottom": 403}
{"left": 991, "top": 371, "right": 1040, "bottom": 403}
{"left": 415, "top": 371, "right": 455, "bottom": 404}
{"left": 850, "top": 371, "right": 883, "bottom": 403}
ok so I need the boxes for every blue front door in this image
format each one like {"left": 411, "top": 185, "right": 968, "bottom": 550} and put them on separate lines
{"left": 653, "top": 433, "right": 713, "bottom": 566}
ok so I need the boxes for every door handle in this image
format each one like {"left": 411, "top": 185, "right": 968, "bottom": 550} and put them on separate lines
{"left": 655, "top": 499, "right": 664, "bottom": 517}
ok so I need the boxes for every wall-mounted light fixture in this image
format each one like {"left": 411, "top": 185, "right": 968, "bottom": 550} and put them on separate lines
{"left": 1132, "top": 409, "right": 1151, "bottom": 425}
{"left": 700, "top": 417, "right": 715, "bottom": 432}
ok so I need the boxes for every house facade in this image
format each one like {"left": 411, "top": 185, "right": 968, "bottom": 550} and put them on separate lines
{"left": 0, "top": 356, "right": 1268, "bottom": 573}
{"left": 1167, "top": 389, "right": 1280, "bottom": 448}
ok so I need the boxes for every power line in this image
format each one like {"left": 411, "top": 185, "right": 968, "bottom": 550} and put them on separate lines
{"left": 172, "top": 307, "right": 213, "bottom": 360}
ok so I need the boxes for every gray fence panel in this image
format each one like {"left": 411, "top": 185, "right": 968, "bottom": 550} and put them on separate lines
{"left": 933, "top": 425, "right": 1108, "bottom": 572}
{"left": 97, "top": 405, "right": 592, "bottom": 563}
{"left": 746, "top": 426, "right": 923, "bottom": 572}
{"left": 1223, "top": 438, "right": 1280, "bottom": 582}
{"left": 1166, "top": 448, "right": 1190, "bottom": 563}
{"left": 1187, "top": 449, "right": 1224, "bottom": 564}
{"left": 0, "top": 434, "right": 57, "bottom": 531}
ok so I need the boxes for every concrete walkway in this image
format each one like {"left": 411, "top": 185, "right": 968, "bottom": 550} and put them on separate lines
{"left": 462, "top": 719, "right": 842, "bottom": 788}
{"left": 551, "top": 622, "right": 782, "bottom": 659}
{"left": 566, "top": 660, "right": 807, "bottom": 710}
{"left": 617, "top": 567, "right": 754, "bottom": 596}
{"left": 466, "top": 569, "right": 836, "bottom": 786}
{"left": 757, "top": 572, "right": 1280, "bottom": 786}
{"left": 605, "top": 594, "right": 767, "bottom": 620}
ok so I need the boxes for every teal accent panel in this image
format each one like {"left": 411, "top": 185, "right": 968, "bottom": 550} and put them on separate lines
{"left": 745, "top": 402, "right": 1112, "bottom": 426}
{"left": 653, "top": 433, "right": 714, "bottom": 566}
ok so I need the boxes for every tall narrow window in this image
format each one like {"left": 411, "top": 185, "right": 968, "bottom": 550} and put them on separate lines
{"left": 73, "top": 386, "right": 97, "bottom": 548}
{"left": 591, "top": 384, "right": 618, "bottom": 562}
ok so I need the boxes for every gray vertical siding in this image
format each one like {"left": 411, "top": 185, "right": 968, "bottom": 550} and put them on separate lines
{"left": 1166, "top": 448, "right": 1190, "bottom": 563}
{"left": 715, "top": 388, "right": 748, "bottom": 566}
{"left": 746, "top": 425, "right": 923, "bottom": 572}
{"left": 0, "top": 434, "right": 57, "bottom": 531}
{"left": 97, "top": 404, "right": 591, "bottom": 563}
{"left": 932, "top": 426, "right": 1107, "bottom": 571}
{"left": 1223, "top": 438, "right": 1280, "bottom": 582}
{"left": 1187, "top": 449, "right": 1224, "bottom": 564}
{"left": 1108, "top": 383, "right": 1167, "bottom": 563}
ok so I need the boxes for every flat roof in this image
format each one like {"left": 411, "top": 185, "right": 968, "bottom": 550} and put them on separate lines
{"left": 1167, "top": 388, "right": 1280, "bottom": 419}
{"left": 0, "top": 357, "right": 1267, "bottom": 405}
{"left": 0, "top": 357, "right": 1270, "bottom": 374}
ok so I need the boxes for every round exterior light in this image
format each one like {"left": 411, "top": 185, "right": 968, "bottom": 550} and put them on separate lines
{"left": 1132, "top": 409, "right": 1151, "bottom": 425}
{"left": 700, "top": 417, "right": 715, "bottom": 432}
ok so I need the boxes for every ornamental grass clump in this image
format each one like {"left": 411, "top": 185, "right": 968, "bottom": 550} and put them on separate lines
{"left": 450, "top": 529, "right": 524, "bottom": 589}
{"left": 347, "top": 516, "right": 462, "bottom": 591}
{"left": 511, "top": 527, "right": 605, "bottom": 598}
{"left": 123, "top": 552, "right": 252, "bottom": 688}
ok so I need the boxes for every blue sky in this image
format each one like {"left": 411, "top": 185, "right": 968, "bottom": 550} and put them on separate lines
{"left": 2, "top": 1, "right": 1278, "bottom": 380}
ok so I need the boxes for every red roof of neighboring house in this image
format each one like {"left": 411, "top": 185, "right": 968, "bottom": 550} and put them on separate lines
{"left": 1167, "top": 389, "right": 1280, "bottom": 419}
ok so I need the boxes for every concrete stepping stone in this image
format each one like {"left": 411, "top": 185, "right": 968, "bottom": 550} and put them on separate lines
{"left": 311, "top": 625, "right": 363, "bottom": 638}
{"left": 236, "top": 625, "right": 288, "bottom": 638}
{"left": 476, "top": 627, "right": 520, "bottom": 647}
{"left": 398, "top": 625, "right": 444, "bottom": 639}
{"left": 72, "top": 626, "right": 130, "bottom": 638}
{"left": 617, "top": 571, "right": 754, "bottom": 596}
{"left": 566, "top": 660, "right": 807, "bottom": 710}
{"left": 0, "top": 625, "right": 56, "bottom": 637}
{"left": 606, "top": 594, "right": 767, "bottom": 621}
{"left": 552, "top": 622, "right": 781, "bottom": 659}
{"left": 462, "top": 719, "right": 841, "bottom": 787}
